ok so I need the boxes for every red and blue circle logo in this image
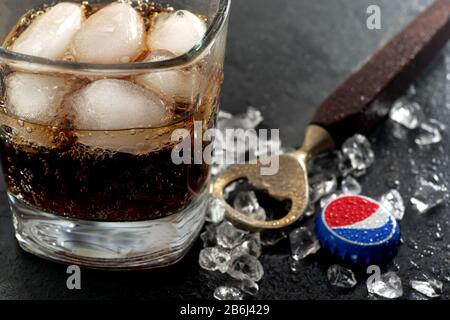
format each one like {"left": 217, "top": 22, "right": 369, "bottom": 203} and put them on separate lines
{"left": 315, "top": 195, "right": 401, "bottom": 264}
{"left": 323, "top": 195, "right": 397, "bottom": 245}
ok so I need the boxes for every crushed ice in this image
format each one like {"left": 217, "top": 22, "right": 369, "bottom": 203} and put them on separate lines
{"left": 289, "top": 227, "right": 320, "bottom": 261}
{"left": 367, "top": 272, "right": 403, "bottom": 299}
{"left": 410, "top": 277, "right": 443, "bottom": 298}
{"left": 327, "top": 265, "right": 357, "bottom": 288}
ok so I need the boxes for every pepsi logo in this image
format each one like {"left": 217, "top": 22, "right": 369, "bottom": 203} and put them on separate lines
{"left": 322, "top": 195, "right": 397, "bottom": 246}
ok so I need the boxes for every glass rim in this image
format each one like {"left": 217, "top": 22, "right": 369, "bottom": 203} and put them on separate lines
{"left": 0, "top": 0, "right": 231, "bottom": 72}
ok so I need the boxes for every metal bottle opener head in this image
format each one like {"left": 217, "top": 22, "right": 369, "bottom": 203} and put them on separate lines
{"left": 213, "top": 125, "right": 334, "bottom": 232}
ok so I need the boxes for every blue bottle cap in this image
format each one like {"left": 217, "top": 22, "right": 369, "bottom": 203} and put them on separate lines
{"left": 315, "top": 195, "right": 401, "bottom": 265}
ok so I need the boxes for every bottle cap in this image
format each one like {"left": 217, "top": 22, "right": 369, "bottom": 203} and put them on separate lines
{"left": 315, "top": 195, "right": 401, "bottom": 265}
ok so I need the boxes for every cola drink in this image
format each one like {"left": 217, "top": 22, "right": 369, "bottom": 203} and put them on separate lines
{"left": 0, "top": 114, "right": 213, "bottom": 221}
{"left": 0, "top": 0, "right": 230, "bottom": 268}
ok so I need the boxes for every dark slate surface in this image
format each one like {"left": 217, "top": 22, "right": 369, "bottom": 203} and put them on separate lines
{"left": 0, "top": 0, "right": 449, "bottom": 300}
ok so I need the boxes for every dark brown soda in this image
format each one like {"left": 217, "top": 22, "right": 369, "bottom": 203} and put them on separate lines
{"left": 0, "top": 124, "right": 210, "bottom": 222}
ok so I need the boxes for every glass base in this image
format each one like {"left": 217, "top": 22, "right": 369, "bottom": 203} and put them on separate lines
{"left": 9, "top": 191, "right": 206, "bottom": 270}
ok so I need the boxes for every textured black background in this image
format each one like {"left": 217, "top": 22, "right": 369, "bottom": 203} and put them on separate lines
{"left": 0, "top": 0, "right": 449, "bottom": 300}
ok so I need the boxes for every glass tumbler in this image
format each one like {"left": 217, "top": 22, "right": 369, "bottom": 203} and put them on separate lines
{"left": 0, "top": 0, "right": 230, "bottom": 269}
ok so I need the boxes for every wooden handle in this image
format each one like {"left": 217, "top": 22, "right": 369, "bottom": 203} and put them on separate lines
{"left": 311, "top": 0, "right": 450, "bottom": 146}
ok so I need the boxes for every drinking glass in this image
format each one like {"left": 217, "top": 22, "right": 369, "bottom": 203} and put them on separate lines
{"left": 0, "top": 0, "right": 230, "bottom": 269}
